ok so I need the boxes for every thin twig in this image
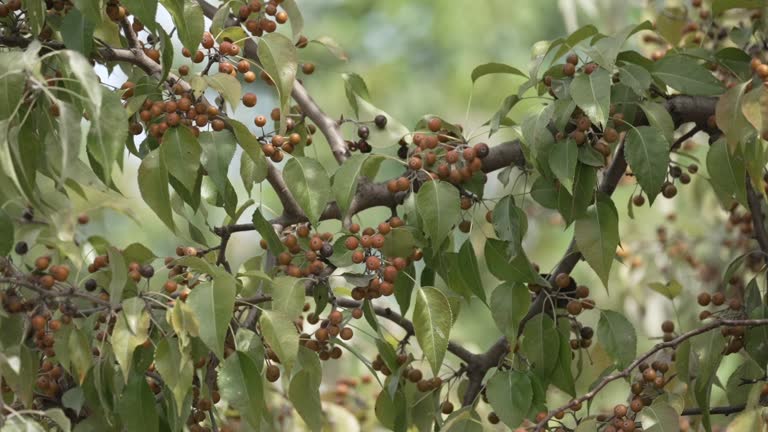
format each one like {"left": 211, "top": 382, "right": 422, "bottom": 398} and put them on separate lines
{"left": 533, "top": 318, "right": 768, "bottom": 431}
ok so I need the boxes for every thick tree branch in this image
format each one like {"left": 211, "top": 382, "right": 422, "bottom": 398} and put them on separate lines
{"left": 533, "top": 318, "right": 768, "bottom": 431}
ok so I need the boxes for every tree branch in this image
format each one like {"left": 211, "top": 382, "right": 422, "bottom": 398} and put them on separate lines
{"left": 291, "top": 82, "right": 349, "bottom": 164}
{"left": 746, "top": 176, "right": 768, "bottom": 255}
{"left": 681, "top": 404, "right": 746, "bottom": 417}
{"left": 533, "top": 318, "right": 768, "bottom": 431}
{"left": 197, "top": 0, "right": 350, "bottom": 165}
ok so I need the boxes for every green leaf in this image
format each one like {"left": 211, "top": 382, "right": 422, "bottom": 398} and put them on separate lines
{"left": 72, "top": 0, "right": 101, "bottom": 23}
{"left": 597, "top": 310, "right": 637, "bottom": 370}
{"left": 218, "top": 352, "right": 264, "bottom": 429}
{"left": 742, "top": 84, "right": 768, "bottom": 137}
{"left": 381, "top": 227, "right": 416, "bottom": 259}
{"left": 227, "top": 119, "right": 268, "bottom": 185}
{"left": 0, "top": 66, "right": 24, "bottom": 121}
{"left": 648, "top": 280, "right": 683, "bottom": 300}
{"left": 283, "top": 156, "right": 331, "bottom": 226}
{"left": 332, "top": 154, "right": 376, "bottom": 216}
{"left": 138, "top": 148, "right": 175, "bottom": 232}
{"left": 725, "top": 409, "right": 764, "bottom": 432}
{"left": 342, "top": 72, "right": 370, "bottom": 117}
{"left": 342, "top": 74, "right": 410, "bottom": 148}
{"left": 488, "top": 94, "right": 520, "bottom": 137}
{"left": 652, "top": 55, "right": 725, "bottom": 96}
{"left": 416, "top": 180, "right": 460, "bottom": 250}
{"left": 693, "top": 331, "right": 725, "bottom": 432}
{"left": 574, "top": 194, "right": 619, "bottom": 288}
{"left": 618, "top": 63, "right": 652, "bottom": 97}
{"left": 61, "top": 9, "right": 95, "bottom": 55}
{"left": 394, "top": 263, "right": 416, "bottom": 316}
{"left": 118, "top": 372, "right": 159, "bottom": 432}
{"left": 200, "top": 130, "right": 236, "bottom": 202}
{"left": 123, "top": 243, "right": 157, "bottom": 265}
{"left": 569, "top": 68, "right": 611, "bottom": 126}
{"left": 548, "top": 138, "right": 579, "bottom": 192}
{"left": 310, "top": 36, "right": 348, "bottom": 61}
{"left": 154, "top": 336, "right": 194, "bottom": 410}
{"left": 0, "top": 210, "right": 13, "bottom": 256}
{"left": 260, "top": 310, "right": 299, "bottom": 374}
{"left": 745, "top": 306, "right": 768, "bottom": 367}
{"left": 521, "top": 104, "right": 554, "bottom": 158}
{"left": 259, "top": 33, "right": 298, "bottom": 135}
{"left": 484, "top": 238, "right": 547, "bottom": 285}
{"left": 68, "top": 327, "right": 93, "bottom": 385}
{"left": 240, "top": 151, "right": 258, "bottom": 195}
{"left": 112, "top": 298, "right": 150, "bottom": 383}
{"left": 252, "top": 208, "right": 285, "bottom": 254}
{"left": 289, "top": 347, "right": 324, "bottom": 432}
{"left": 281, "top": 0, "right": 304, "bottom": 42}
{"left": 107, "top": 247, "right": 128, "bottom": 305}
{"left": 726, "top": 360, "right": 763, "bottom": 406}
{"left": 413, "top": 287, "right": 452, "bottom": 375}
{"left": 162, "top": 126, "right": 202, "bottom": 200}
{"left": 638, "top": 401, "right": 679, "bottom": 432}
{"left": 272, "top": 276, "right": 304, "bottom": 318}
{"left": 715, "top": 47, "right": 752, "bottom": 80}
{"left": 552, "top": 318, "right": 576, "bottom": 396}
{"left": 707, "top": 138, "right": 748, "bottom": 208}
{"left": 62, "top": 387, "right": 85, "bottom": 414}
{"left": 490, "top": 281, "right": 530, "bottom": 343}
{"left": 458, "top": 239, "right": 487, "bottom": 305}
{"left": 4, "top": 344, "right": 37, "bottom": 408}
{"left": 204, "top": 73, "right": 242, "bottom": 112}
{"left": 168, "top": 299, "right": 200, "bottom": 342}
{"left": 584, "top": 22, "right": 652, "bottom": 70}
{"left": 639, "top": 101, "right": 675, "bottom": 144}
{"left": 54, "top": 102, "right": 83, "bottom": 183}
{"left": 624, "top": 126, "right": 670, "bottom": 203}
{"left": 713, "top": 0, "right": 764, "bottom": 14}
{"left": 492, "top": 195, "right": 528, "bottom": 258}
{"left": 187, "top": 273, "right": 237, "bottom": 358}
{"left": 375, "top": 383, "right": 408, "bottom": 431}
{"left": 716, "top": 82, "right": 753, "bottom": 153}
{"left": 575, "top": 419, "right": 599, "bottom": 432}
{"left": 441, "top": 407, "right": 483, "bottom": 432}
{"left": 430, "top": 252, "right": 471, "bottom": 302}
{"left": 550, "top": 24, "right": 599, "bottom": 60}
{"left": 655, "top": 6, "right": 687, "bottom": 46}
{"left": 124, "top": 0, "right": 157, "bottom": 31}
{"left": 521, "top": 314, "right": 560, "bottom": 385}
{"left": 26, "top": 0, "right": 46, "bottom": 38}
{"left": 486, "top": 370, "right": 532, "bottom": 429}
{"left": 676, "top": 339, "right": 692, "bottom": 384}
{"left": 470, "top": 62, "right": 526, "bottom": 83}
{"left": 161, "top": 0, "right": 204, "bottom": 54}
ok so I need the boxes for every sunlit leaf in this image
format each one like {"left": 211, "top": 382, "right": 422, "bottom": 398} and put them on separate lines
{"left": 413, "top": 287, "right": 452, "bottom": 375}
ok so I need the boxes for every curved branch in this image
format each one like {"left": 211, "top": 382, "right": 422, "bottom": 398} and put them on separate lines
{"left": 533, "top": 318, "right": 768, "bottom": 431}
{"left": 197, "top": 0, "right": 349, "bottom": 165}
{"left": 291, "top": 82, "right": 349, "bottom": 164}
